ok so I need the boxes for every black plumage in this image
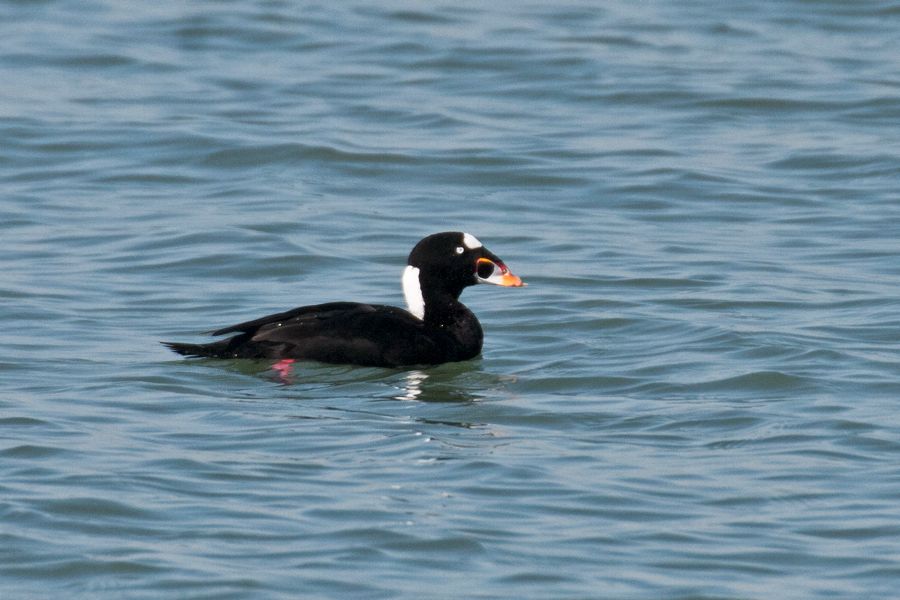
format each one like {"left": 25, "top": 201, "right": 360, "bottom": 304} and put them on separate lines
{"left": 163, "top": 232, "right": 523, "bottom": 367}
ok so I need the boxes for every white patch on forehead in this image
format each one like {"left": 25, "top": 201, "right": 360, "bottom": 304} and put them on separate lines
{"left": 402, "top": 265, "right": 425, "bottom": 320}
{"left": 462, "top": 233, "right": 483, "bottom": 249}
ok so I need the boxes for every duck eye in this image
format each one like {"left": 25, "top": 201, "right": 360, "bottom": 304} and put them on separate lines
{"left": 455, "top": 246, "right": 465, "bottom": 254}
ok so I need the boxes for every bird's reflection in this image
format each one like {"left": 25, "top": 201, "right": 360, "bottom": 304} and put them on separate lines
{"left": 390, "top": 366, "right": 502, "bottom": 403}
{"left": 259, "top": 357, "right": 510, "bottom": 406}
{"left": 396, "top": 369, "right": 429, "bottom": 401}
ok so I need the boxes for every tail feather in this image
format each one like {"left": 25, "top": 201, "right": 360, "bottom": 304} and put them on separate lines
{"left": 161, "top": 340, "right": 226, "bottom": 358}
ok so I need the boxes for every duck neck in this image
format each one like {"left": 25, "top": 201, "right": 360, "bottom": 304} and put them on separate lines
{"left": 422, "top": 290, "right": 469, "bottom": 327}
{"left": 423, "top": 290, "right": 483, "bottom": 360}
{"left": 402, "top": 265, "right": 483, "bottom": 359}
{"left": 402, "top": 265, "right": 469, "bottom": 326}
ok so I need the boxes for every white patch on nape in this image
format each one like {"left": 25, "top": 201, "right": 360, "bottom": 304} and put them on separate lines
{"left": 402, "top": 265, "right": 425, "bottom": 320}
{"left": 462, "top": 232, "right": 483, "bottom": 250}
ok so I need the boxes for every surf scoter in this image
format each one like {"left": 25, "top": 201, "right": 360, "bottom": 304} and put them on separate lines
{"left": 163, "top": 232, "right": 524, "bottom": 367}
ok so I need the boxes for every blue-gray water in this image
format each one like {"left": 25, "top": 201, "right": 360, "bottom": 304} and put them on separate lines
{"left": 3, "top": 1, "right": 900, "bottom": 598}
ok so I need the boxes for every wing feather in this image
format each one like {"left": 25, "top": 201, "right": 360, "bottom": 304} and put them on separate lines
{"left": 211, "top": 302, "right": 366, "bottom": 336}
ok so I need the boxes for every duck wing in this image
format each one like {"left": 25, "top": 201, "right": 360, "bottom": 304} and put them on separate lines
{"left": 213, "top": 302, "right": 442, "bottom": 366}
{"left": 211, "top": 302, "right": 366, "bottom": 336}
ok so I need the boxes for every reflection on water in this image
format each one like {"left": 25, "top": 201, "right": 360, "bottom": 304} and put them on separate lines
{"left": 396, "top": 369, "right": 429, "bottom": 401}
{"left": 390, "top": 366, "right": 481, "bottom": 403}
{"left": 263, "top": 357, "right": 516, "bottom": 403}
{"left": 391, "top": 364, "right": 517, "bottom": 404}
{"left": 180, "top": 356, "right": 513, "bottom": 405}
{"left": 259, "top": 357, "right": 496, "bottom": 403}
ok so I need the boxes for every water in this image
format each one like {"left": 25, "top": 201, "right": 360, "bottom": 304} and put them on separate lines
{"left": 2, "top": 0, "right": 899, "bottom": 597}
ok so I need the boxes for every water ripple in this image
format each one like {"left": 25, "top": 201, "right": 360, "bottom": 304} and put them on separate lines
{"left": 2, "top": 0, "right": 899, "bottom": 598}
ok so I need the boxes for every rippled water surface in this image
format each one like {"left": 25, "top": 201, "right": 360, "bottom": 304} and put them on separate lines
{"left": 3, "top": 1, "right": 900, "bottom": 598}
